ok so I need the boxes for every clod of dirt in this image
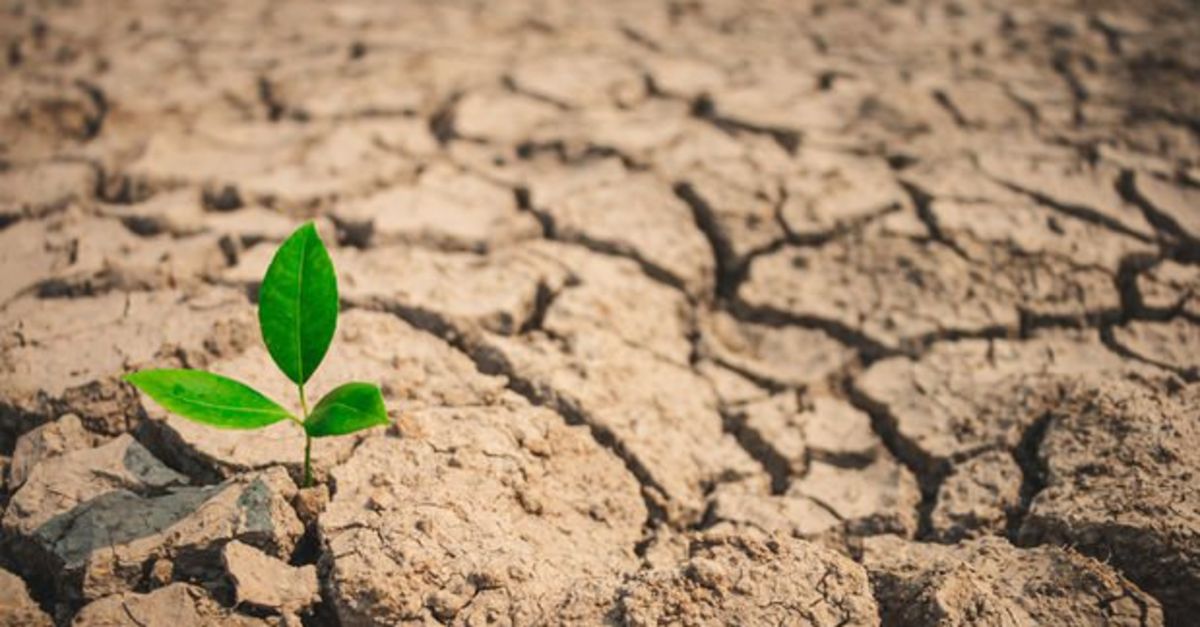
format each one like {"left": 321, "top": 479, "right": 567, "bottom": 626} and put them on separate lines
{"left": 741, "top": 236, "right": 1019, "bottom": 351}
{"left": 0, "top": 287, "right": 254, "bottom": 440}
{"left": 659, "top": 129, "right": 790, "bottom": 263}
{"left": 139, "top": 310, "right": 508, "bottom": 483}
{"left": 97, "top": 188, "right": 308, "bottom": 247}
{"left": 527, "top": 159, "right": 715, "bottom": 297}
{"left": 223, "top": 540, "right": 319, "bottom": 615}
{"left": 1136, "top": 261, "right": 1199, "bottom": 317}
{"left": 929, "top": 449, "right": 1022, "bottom": 542}
{"left": 744, "top": 233, "right": 1124, "bottom": 351}
{"left": 318, "top": 404, "right": 646, "bottom": 625}
{"left": 929, "top": 196, "right": 1157, "bottom": 273}
{"left": 708, "top": 487, "right": 843, "bottom": 539}
{"left": 699, "top": 312, "right": 855, "bottom": 388}
{"left": 509, "top": 52, "right": 645, "bottom": 109}
{"left": 708, "top": 440, "right": 919, "bottom": 542}
{"left": 1109, "top": 318, "right": 1199, "bottom": 379}
{"left": 477, "top": 329, "right": 765, "bottom": 524}
{"left": 728, "top": 393, "right": 807, "bottom": 481}
{"left": 863, "top": 534, "right": 1164, "bottom": 626}
{"left": 619, "top": 530, "right": 880, "bottom": 626}
{"left": 332, "top": 162, "right": 540, "bottom": 251}
{"left": 97, "top": 188, "right": 209, "bottom": 236}
{"left": 453, "top": 88, "right": 564, "bottom": 144}
{"left": 781, "top": 150, "right": 907, "bottom": 239}
{"left": 789, "top": 454, "right": 921, "bottom": 537}
{"left": 697, "top": 359, "right": 773, "bottom": 407}
{"left": 802, "top": 396, "right": 880, "bottom": 465}
{"left": 854, "top": 333, "right": 1168, "bottom": 471}
{"left": 0, "top": 567, "right": 53, "bottom": 627}
{"left": 978, "top": 155, "right": 1156, "bottom": 241}
{"left": 8, "top": 413, "right": 99, "bottom": 490}
{"left": 127, "top": 120, "right": 421, "bottom": 212}
{"left": 527, "top": 240, "right": 697, "bottom": 364}
{"left": 3, "top": 435, "right": 302, "bottom": 610}
{"left": 0, "top": 212, "right": 230, "bottom": 301}
{"left": 71, "top": 583, "right": 270, "bottom": 626}
{"left": 1019, "top": 379, "right": 1200, "bottom": 622}
{"left": 294, "top": 484, "right": 329, "bottom": 523}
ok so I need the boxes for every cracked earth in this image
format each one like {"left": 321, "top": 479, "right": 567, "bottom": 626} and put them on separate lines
{"left": 1, "top": 0, "right": 1198, "bottom": 625}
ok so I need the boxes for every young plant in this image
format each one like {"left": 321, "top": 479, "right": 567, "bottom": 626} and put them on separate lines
{"left": 124, "top": 223, "right": 388, "bottom": 487}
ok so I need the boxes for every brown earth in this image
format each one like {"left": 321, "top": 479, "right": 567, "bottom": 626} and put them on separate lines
{"left": 1, "top": 0, "right": 1198, "bottom": 625}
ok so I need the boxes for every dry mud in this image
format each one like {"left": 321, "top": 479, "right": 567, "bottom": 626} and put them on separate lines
{"left": 0, "top": 0, "right": 1198, "bottom": 625}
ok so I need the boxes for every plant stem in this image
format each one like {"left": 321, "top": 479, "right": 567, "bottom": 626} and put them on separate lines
{"left": 298, "top": 384, "right": 313, "bottom": 488}
{"left": 303, "top": 434, "right": 313, "bottom": 488}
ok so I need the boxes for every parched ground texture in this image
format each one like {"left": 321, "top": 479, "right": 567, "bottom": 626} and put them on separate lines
{"left": 1, "top": 0, "right": 1199, "bottom": 625}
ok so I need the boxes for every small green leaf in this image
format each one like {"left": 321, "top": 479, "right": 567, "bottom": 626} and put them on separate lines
{"left": 305, "top": 382, "right": 389, "bottom": 438}
{"left": 258, "top": 222, "right": 339, "bottom": 385}
{"left": 124, "top": 369, "right": 293, "bottom": 429}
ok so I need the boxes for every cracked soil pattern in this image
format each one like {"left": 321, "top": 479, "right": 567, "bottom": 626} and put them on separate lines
{"left": 0, "top": 0, "right": 1198, "bottom": 625}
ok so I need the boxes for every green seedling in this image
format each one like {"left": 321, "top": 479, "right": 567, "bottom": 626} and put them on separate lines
{"left": 125, "top": 223, "right": 388, "bottom": 487}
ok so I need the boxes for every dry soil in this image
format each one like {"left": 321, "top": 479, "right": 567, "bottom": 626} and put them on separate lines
{"left": 0, "top": 0, "right": 1198, "bottom": 625}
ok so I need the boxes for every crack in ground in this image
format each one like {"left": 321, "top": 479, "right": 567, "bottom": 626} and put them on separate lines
{"left": 990, "top": 176, "right": 1156, "bottom": 244}
{"left": 1115, "top": 169, "right": 1198, "bottom": 261}
{"left": 355, "top": 299, "right": 670, "bottom": 536}
{"left": 898, "top": 179, "right": 973, "bottom": 260}
{"left": 690, "top": 94, "right": 801, "bottom": 155}
{"left": 843, "top": 375, "right": 947, "bottom": 541}
{"left": 1006, "top": 411, "right": 1051, "bottom": 542}
{"left": 673, "top": 181, "right": 740, "bottom": 302}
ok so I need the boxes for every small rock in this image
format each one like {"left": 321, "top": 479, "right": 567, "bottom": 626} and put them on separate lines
{"left": 294, "top": 485, "right": 330, "bottom": 523}
{"left": 71, "top": 583, "right": 270, "bottom": 626}
{"left": 9, "top": 413, "right": 98, "bottom": 490}
{"left": 148, "top": 558, "right": 174, "bottom": 587}
{"left": 3, "top": 436, "right": 302, "bottom": 609}
{"left": 223, "top": 540, "right": 319, "bottom": 614}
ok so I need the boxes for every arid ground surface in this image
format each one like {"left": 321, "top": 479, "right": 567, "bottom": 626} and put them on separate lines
{"left": 1, "top": 0, "right": 1199, "bottom": 625}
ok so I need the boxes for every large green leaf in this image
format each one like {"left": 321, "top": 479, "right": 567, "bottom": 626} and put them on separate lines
{"left": 258, "top": 222, "right": 339, "bottom": 384}
{"left": 304, "top": 382, "right": 389, "bottom": 438}
{"left": 124, "top": 369, "right": 293, "bottom": 429}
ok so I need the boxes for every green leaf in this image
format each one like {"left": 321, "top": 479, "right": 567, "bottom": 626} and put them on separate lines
{"left": 304, "top": 382, "right": 389, "bottom": 438}
{"left": 124, "top": 369, "right": 293, "bottom": 429}
{"left": 258, "top": 222, "right": 339, "bottom": 385}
